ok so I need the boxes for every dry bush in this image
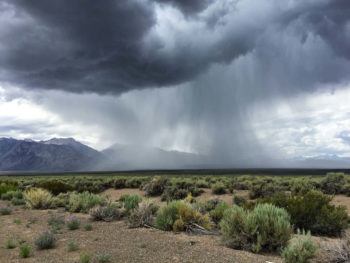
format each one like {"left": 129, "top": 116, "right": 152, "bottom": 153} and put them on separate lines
{"left": 24, "top": 188, "right": 53, "bottom": 209}
{"left": 317, "top": 232, "right": 350, "bottom": 263}
{"left": 127, "top": 200, "right": 158, "bottom": 228}
{"left": 89, "top": 204, "right": 122, "bottom": 222}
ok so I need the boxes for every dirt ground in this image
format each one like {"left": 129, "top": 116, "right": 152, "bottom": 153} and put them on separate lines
{"left": 331, "top": 195, "right": 350, "bottom": 214}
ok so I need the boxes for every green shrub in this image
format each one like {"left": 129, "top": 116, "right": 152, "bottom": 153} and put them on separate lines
{"left": 13, "top": 218, "right": 21, "bottom": 225}
{"left": 35, "top": 231, "right": 56, "bottom": 250}
{"left": 155, "top": 201, "right": 212, "bottom": 232}
{"left": 1, "top": 190, "right": 22, "bottom": 200}
{"left": 96, "top": 253, "right": 111, "bottom": 263}
{"left": 220, "top": 204, "right": 292, "bottom": 253}
{"left": 48, "top": 214, "right": 65, "bottom": 232}
{"left": 155, "top": 201, "right": 181, "bottom": 231}
{"left": 90, "top": 204, "right": 122, "bottom": 222}
{"left": 80, "top": 253, "right": 92, "bottom": 263}
{"left": 120, "top": 194, "right": 142, "bottom": 211}
{"left": 161, "top": 187, "right": 189, "bottom": 201}
{"left": 67, "top": 240, "right": 79, "bottom": 252}
{"left": 84, "top": 224, "right": 93, "bottom": 231}
{"left": 196, "top": 180, "right": 209, "bottom": 188}
{"left": 125, "top": 177, "right": 145, "bottom": 188}
{"left": 24, "top": 188, "right": 53, "bottom": 209}
{"left": 5, "top": 238, "right": 16, "bottom": 249}
{"left": 249, "top": 181, "right": 281, "bottom": 199}
{"left": 36, "top": 180, "right": 73, "bottom": 195}
{"left": 67, "top": 192, "right": 106, "bottom": 213}
{"left": 291, "top": 180, "right": 314, "bottom": 195}
{"left": 233, "top": 195, "right": 247, "bottom": 207}
{"left": 143, "top": 176, "right": 168, "bottom": 196}
{"left": 197, "top": 199, "right": 222, "bottom": 213}
{"left": 113, "top": 178, "right": 126, "bottom": 189}
{"left": 11, "top": 197, "right": 26, "bottom": 206}
{"left": 263, "top": 190, "right": 349, "bottom": 236}
{"left": 282, "top": 230, "right": 317, "bottom": 263}
{"left": 321, "top": 172, "right": 346, "bottom": 195}
{"left": 19, "top": 243, "right": 31, "bottom": 258}
{"left": 0, "top": 206, "right": 12, "bottom": 215}
{"left": 0, "top": 182, "right": 17, "bottom": 196}
{"left": 66, "top": 216, "right": 80, "bottom": 230}
{"left": 127, "top": 201, "right": 158, "bottom": 228}
{"left": 209, "top": 202, "right": 230, "bottom": 224}
{"left": 211, "top": 182, "right": 226, "bottom": 195}
{"left": 51, "top": 192, "right": 70, "bottom": 208}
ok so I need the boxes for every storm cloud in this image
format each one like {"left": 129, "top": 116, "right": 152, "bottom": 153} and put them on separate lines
{"left": 0, "top": 0, "right": 350, "bottom": 167}
{"left": 0, "top": 0, "right": 348, "bottom": 94}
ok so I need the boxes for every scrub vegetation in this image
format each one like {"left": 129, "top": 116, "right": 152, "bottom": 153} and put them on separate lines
{"left": 0, "top": 171, "right": 349, "bottom": 262}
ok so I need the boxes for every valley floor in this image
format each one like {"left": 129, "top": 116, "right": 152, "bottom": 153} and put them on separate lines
{"left": 0, "top": 202, "right": 281, "bottom": 263}
{"left": 1, "top": 188, "right": 349, "bottom": 263}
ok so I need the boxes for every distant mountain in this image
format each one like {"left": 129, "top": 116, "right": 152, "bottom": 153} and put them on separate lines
{"left": 101, "top": 143, "right": 206, "bottom": 170}
{"left": 293, "top": 154, "right": 350, "bottom": 169}
{"left": 0, "top": 137, "right": 103, "bottom": 172}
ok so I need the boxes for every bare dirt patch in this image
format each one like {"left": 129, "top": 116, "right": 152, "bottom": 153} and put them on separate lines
{"left": 332, "top": 195, "right": 350, "bottom": 214}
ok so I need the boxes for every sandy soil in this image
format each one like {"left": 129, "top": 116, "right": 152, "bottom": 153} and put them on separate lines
{"left": 0, "top": 201, "right": 282, "bottom": 263}
{"left": 331, "top": 195, "right": 350, "bottom": 214}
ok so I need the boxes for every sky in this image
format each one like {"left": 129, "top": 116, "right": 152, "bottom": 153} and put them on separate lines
{"left": 0, "top": 0, "right": 350, "bottom": 166}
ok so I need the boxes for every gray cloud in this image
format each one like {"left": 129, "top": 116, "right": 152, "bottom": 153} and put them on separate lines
{"left": 0, "top": 0, "right": 349, "bottom": 95}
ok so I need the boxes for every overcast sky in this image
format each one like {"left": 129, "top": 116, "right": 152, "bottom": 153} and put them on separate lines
{"left": 0, "top": 0, "right": 350, "bottom": 166}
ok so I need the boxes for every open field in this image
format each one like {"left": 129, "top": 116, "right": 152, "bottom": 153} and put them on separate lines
{"left": 0, "top": 171, "right": 350, "bottom": 263}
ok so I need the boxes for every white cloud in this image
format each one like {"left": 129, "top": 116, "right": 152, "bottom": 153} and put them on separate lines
{"left": 250, "top": 84, "right": 350, "bottom": 158}
{"left": 0, "top": 86, "right": 102, "bottom": 149}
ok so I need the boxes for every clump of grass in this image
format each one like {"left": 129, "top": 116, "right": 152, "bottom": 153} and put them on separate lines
{"left": 127, "top": 201, "right": 158, "bottom": 228}
{"left": 13, "top": 218, "right": 21, "bottom": 225}
{"left": 48, "top": 214, "right": 65, "bottom": 232}
{"left": 80, "top": 253, "right": 92, "bottom": 263}
{"left": 24, "top": 188, "right": 53, "bottom": 209}
{"left": 11, "top": 197, "right": 26, "bottom": 206}
{"left": 282, "top": 230, "right": 317, "bottom": 263}
{"left": 0, "top": 206, "right": 12, "bottom": 215}
{"left": 35, "top": 231, "right": 56, "bottom": 250}
{"left": 5, "top": 238, "right": 16, "bottom": 249}
{"left": 119, "top": 194, "right": 142, "bottom": 211}
{"left": 67, "top": 240, "right": 79, "bottom": 252}
{"left": 19, "top": 243, "right": 31, "bottom": 258}
{"left": 66, "top": 215, "right": 80, "bottom": 230}
{"left": 233, "top": 195, "right": 247, "bottom": 207}
{"left": 155, "top": 201, "right": 212, "bottom": 232}
{"left": 90, "top": 204, "right": 122, "bottom": 222}
{"left": 96, "top": 253, "right": 111, "bottom": 263}
{"left": 84, "top": 224, "right": 93, "bottom": 231}
{"left": 67, "top": 192, "right": 106, "bottom": 213}
{"left": 209, "top": 202, "right": 229, "bottom": 224}
{"left": 143, "top": 176, "right": 168, "bottom": 196}
{"left": 211, "top": 182, "right": 226, "bottom": 195}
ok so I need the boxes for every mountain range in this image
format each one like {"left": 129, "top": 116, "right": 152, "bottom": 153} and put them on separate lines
{"left": 0, "top": 137, "right": 349, "bottom": 172}
{"left": 0, "top": 137, "right": 204, "bottom": 172}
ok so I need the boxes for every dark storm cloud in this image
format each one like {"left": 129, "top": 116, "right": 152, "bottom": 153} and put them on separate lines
{"left": 1, "top": 0, "right": 349, "bottom": 95}
{"left": 153, "top": 0, "right": 209, "bottom": 14}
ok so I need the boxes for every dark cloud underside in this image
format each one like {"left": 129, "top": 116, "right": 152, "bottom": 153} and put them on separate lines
{"left": 0, "top": 0, "right": 349, "bottom": 95}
